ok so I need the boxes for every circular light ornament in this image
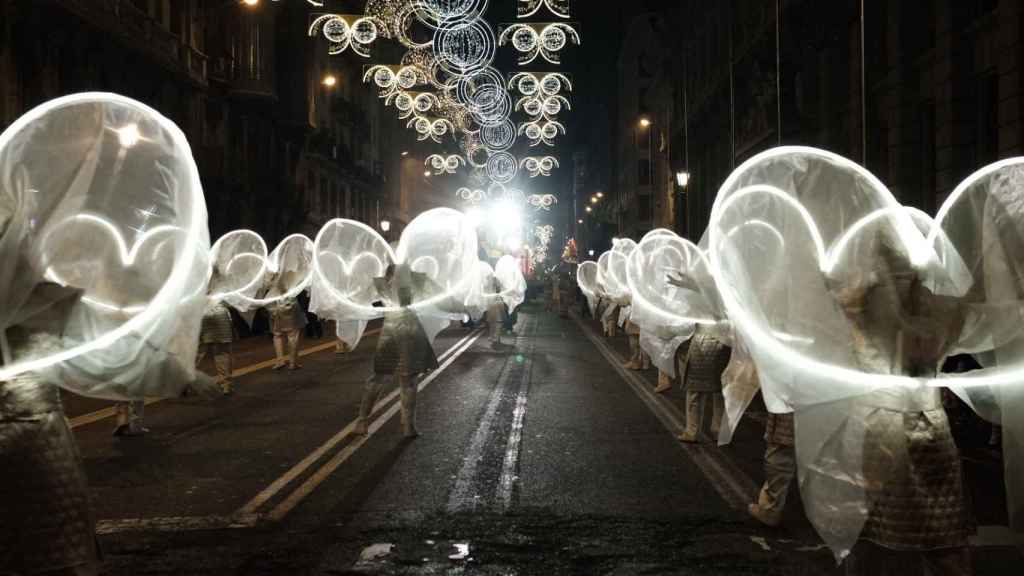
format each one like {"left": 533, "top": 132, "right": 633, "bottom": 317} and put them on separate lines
{"left": 372, "top": 67, "right": 396, "bottom": 88}
{"left": 540, "top": 73, "right": 568, "bottom": 95}
{"left": 542, "top": 95, "right": 563, "bottom": 117}
{"left": 414, "top": 92, "right": 437, "bottom": 114}
{"left": 397, "top": 66, "right": 420, "bottom": 89}
{"left": 351, "top": 18, "right": 379, "bottom": 45}
{"left": 487, "top": 151, "right": 518, "bottom": 184}
{"left": 392, "top": 92, "right": 415, "bottom": 117}
{"left": 523, "top": 122, "right": 542, "bottom": 141}
{"left": 541, "top": 24, "right": 567, "bottom": 52}
{"left": 480, "top": 118, "right": 517, "bottom": 151}
{"left": 435, "top": 19, "right": 496, "bottom": 77}
{"left": 500, "top": 23, "right": 580, "bottom": 65}
{"left": 511, "top": 26, "right": 538, "bottom": 52}
{"left": 520, "top": 97, "right": 543, "bottom": 117}
{"left": 322, "top": 17, "right": 350, "bottom": 43}
{"left": 517, "top": 74, "right": 539, "bottom": 96}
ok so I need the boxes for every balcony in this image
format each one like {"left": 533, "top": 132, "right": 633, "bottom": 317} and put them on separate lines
{"left": 59, "top": 0, "right": 208, "bottom": 87}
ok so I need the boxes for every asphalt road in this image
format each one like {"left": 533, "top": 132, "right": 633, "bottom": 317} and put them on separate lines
{"left": 65, "top": 303, "right": 1020, "bottom": 575}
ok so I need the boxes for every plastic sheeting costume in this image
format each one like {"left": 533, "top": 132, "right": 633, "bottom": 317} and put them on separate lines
{"left": 311, "top": 209, "right": 478, "bottom": 438}
{"left": 0, "top": 94, "right": 212, "bottom": 574}
{"left": 708, "top": 146, "right": 1024, "bottom": 569}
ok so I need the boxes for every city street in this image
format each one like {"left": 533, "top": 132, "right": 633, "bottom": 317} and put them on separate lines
{"left": 61, "top": 303, "right": 1018, "bottom": 575}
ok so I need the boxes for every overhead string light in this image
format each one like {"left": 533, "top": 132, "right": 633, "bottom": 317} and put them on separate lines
{"left": 521, "top": 156, "right": 559, "bottom": 177}
{"left": 407, "top": 115, "right": 456, "bottom": 143}
{"left": 308, "top": 13, "right": 384, "bottom": 57}
{"left": 527, "top": 194, "right": 558, "bottom": 210}
{"left": 518, "top": 119, "right": 565, "bottom": 147}
{"left": 426, "top": 154, "right": 465, "bottom": 175}
{"left": 499, "top": 23, "right": 580, "bottom": 65}
{"left": 363, "top": 64, "right": 427, "bottom": 99}
{"left": 518, "top": 0, "right": 571, "bottom": 19}
{"left": 486, "top": 151, "right": 518, "bottom": 184}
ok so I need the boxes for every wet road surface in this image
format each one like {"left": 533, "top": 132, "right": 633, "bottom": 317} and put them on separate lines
{"left": 65, "top": 304, "right": 1020, "bottom": 575}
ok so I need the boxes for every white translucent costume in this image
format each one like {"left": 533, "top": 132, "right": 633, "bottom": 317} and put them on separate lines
{"left": 312, "top": 208, "right": 478, "bottom": 437}
{"left": 708, "top": 146, "right": 1024, "bottom": 568}
{"left": 232, "top": 234, "right": 313, "bottom": 370}
{"left": 0, "top": 93, "right": 211, "bottom": 573}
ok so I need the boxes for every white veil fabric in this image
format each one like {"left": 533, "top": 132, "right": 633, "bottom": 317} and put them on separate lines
{"left": 494, "top": 254, "right": 527, "bottom": 312}
{"left": 209, "top": 229, "right": 267, "bottom": 305}
{"left": 606, "top": 238, "right": 635, "bottom": 327}
{"left": 576, "top": 260, "right": 600, "bottom": 316}
{"left": 0, "top": 93, "right": 210, "bottom": 400}
{"left": 708, "top": 146, "right": 1024, "bottom": 559}
{"left": 311, "top": 208, "right": 479, "bottom": 345}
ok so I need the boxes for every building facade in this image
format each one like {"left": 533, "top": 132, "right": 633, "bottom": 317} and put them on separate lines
{"left": 612, "top": 0, "right": 1019, "bottom": 241}
{"left": 0, "top": 0, "right": 410, "bottom": 243}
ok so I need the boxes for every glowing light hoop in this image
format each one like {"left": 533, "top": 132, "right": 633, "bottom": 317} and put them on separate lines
{"left": 0, "top": 93, "right": 206, "bottom": 382}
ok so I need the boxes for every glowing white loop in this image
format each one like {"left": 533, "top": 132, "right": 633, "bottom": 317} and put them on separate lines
{"left": 208, "top": 229, "right": 269, "bottom": 301}
{"left": 707, "top": 146, "right": 1024, "bottom": 393}
{"left": 456, "top": 187, "right": 487, "bottom": 203}
{"left": 0, "top": 92, "right": 208, "bottom": 383}
{"left": 313, "top": 208, "right": 479, "bottom": 316}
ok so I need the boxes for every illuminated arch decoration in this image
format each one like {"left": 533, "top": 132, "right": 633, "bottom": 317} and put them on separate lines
{"left": 308, "top": 14, "right": 383, "bottom": 57}
{"left": 426, "top": 154, "right": 465, "bottom": 175}
{"left": 414, "top": 0, "right": 491, "bottom": 28}
{"left": 499, "top": 23, "right": 580, "bottom": 65}
{"left": 527, "top": 194, "right": 558, "bottom": 211}
{"left": 518, "top": 0, "right": 571, "bottom": 19}
{"left": 518, "top": 119, "right": 565, "bottom": 147}
{"left": 363, "top": 65, "right": 427, "bottom": 99}
{"left": 521, "top": 155, "right": 559, "bottom": 177}
{"left": 406, "top": 115, "right": 455, "bottom": 143}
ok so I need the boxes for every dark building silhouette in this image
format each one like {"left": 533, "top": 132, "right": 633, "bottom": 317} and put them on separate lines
{"left": 612, "top": 0, "right": 1014, "bottom": 240}
{"left": 0, "top": 0, "right": 414, "bottom": 243}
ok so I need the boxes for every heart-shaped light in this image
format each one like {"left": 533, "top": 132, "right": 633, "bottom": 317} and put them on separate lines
{"left": 0, "top": 93, "right": 208, "bottom": 390}
{"left": 208, "top": 229, "right": 268, "bottom": 302}
{"left": 707, "top": 145, "right": 1024, "bottom": 558}
{"left": 230, "top": 234, "right": 314, "bottom": 312}
{"left": 625, "top": 229, "right": 719, "bottom": 338}
{"left": 313, "top": 208, "right": 478, "bottom": 318}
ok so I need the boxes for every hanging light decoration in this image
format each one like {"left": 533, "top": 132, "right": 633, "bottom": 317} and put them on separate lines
{"left": 308, "top": 14, "right": 384, "bottom": 57}
{"left": 521, "top": 156, "right": 559, "bottom": 177}
{"left": 518, "top": 0, "right": 571, "bottom": 19}
{"left": 426, "top": 154, "right": 465, "bottom": 175}
{"left": 527, "top": 194, "right": 558, "bottom": 211}
{"left": 499, "top": 23, "right": 579, "bottom": 65}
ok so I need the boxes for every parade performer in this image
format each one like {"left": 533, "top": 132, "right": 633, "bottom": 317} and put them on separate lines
{"left": 0, "top": 93, "right": 214, "bottom": 574}
{"left": 355, "top": 264, "right": 439, "bottom": 438}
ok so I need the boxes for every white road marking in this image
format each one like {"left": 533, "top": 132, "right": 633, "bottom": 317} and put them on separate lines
{"left": 571, "top": 311, "right": 758, "bottom": 510}
{"left": 69, "top": 330, "right": 381, "bottom": 430}
{"left": 496, "top": 335, "right": 534, "bottom": 512}
{"left": 94, "top": 328, "right": 481, "bottom": 534}
{"left": 265, "top": 328, "right": 484, "bottom": 521}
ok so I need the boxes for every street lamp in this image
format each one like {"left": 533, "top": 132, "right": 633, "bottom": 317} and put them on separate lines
{"left": 588, "top": 250, "right": 595, "bottom": 257}
{"left": 242, "top": 0, "right": 259, "bottom": 6}
{"left": 675, "top": 171, "right": 690, "bottom": 188}
{"left": 590, "top": 196, "right": 599, "bottom": 204}
{"left": 322, "top": 74, "right": 337, "bottom": 88}
{"left": 638, "top": 116, "right": 652, "bottom": 128}
{"left": 596, "top": 191, "right": 604, "bottom": 198}
{"left": 423, "top": 170, "right": 431, "bottom": 177}
{"left": 380, "top": 220, "right": 391, "bottom": 233}
{"left": 577, "top": 219, "right": 583, "bottom": 224}
{"left": 401, "top": 151, "right": 409, "bottom": 156}
{"left": 585, "top": 206, "right": 592, "bottom": 213}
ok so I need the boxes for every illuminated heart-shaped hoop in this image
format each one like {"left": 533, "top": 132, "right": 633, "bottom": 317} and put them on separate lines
{"left": 0, "top": 93, "right": 208, "bottom": 385}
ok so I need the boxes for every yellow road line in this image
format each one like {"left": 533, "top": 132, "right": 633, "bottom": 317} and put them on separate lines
{"left": 68, "top": 330, "right": 381, "bottom": 430}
